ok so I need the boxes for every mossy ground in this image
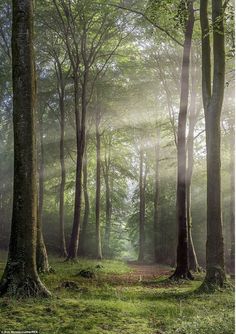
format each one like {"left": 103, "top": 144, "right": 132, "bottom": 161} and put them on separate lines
{"left": 0, "top": 253, "right": 234, "bottom": 334}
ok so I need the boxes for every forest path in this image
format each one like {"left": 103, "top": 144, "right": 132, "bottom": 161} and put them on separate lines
{"left": 127, "top": 262, "right": 172, "bottom": 281}
{"left": 128, "top": 262, "right": 171, "bottom": 278}
{"left": 104, "top": 262, "right": 172, "bottom": 285}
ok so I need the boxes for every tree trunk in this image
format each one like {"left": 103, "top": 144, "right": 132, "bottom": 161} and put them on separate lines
{"left": 103, "top": 161, "right": 112, "bottom": 257}
{"left": 200, "top": 0, "right": 226, "bottom": 289}
{"left": 138, "top": 143, "right": 146, "bottom": 263}
{"left": 95, "top": 101, "right": 102, "bottom": 260}
{"left": 57, "top": 60, "right": 67, "bottom": 258}
{"left": 36, "top": 112, "right": 50, "bottom": 273}
{"left": 67, "top": 71, "right": 87, "bottom": 260}
{"left": 186, "top": 60, "right": 200, "bottom": 272}
{"left": 0, "top": 0, "right": 50, "bottom": 297}
{"left": 103, "top": 135, "right": 112, "bottom": 257}
{"left": 78, "top": 141, "right": 90, "bottom": 257}
{"left": 170, "top": 0, "right": 194, "bottom": 280}
{"left": 153, "top": 127, "right": 160, "bottom": 263}
{"left": 229, "top": 127, "right": 235, "bottom": 275}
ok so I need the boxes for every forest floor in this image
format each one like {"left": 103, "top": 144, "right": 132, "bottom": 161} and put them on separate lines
{"left": 0, "top": 253, "right": 234, "bottom": 334}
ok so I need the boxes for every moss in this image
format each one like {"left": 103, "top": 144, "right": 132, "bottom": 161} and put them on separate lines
{"left": 0, "top": 254, "right": 234, "bottom": 334}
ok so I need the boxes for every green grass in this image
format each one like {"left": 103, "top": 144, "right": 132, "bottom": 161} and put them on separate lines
{"left": 0, "top": 254, "right": 234, "bottom": 334}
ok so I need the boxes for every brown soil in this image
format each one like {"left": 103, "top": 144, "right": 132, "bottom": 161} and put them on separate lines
{"left": 102, "top": 262, "right": 172, "bottom": 286}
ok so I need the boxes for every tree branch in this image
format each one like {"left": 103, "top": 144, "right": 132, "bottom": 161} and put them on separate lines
{"left": 107, "top": 3, "right": 184, "bottom": 47}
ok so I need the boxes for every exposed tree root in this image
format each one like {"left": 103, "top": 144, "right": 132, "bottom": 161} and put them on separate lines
{"left": 65, "top": 257, "right": 79, "bottom": 263}
{"left": 198, "top": 266, "right": 227, "bottom": 292}
{"left": 39, "top": 266, "right": 55, "bottom": 274}
{"left": 0, "top": 276, "right": 51, "bottom": 298}
{"left": 37, "top": 265, "right": 54, "bottom": 274}
{"left": 169, "top": 268, "right": 194, "bottom": 281}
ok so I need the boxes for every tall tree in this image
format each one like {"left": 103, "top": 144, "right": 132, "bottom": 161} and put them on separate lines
{"left": 138, "top": 141, "right": 147, "bottom": 263}
{"left": 103, "top": 134, "right": 112, "bottom": 257}
{"left": 36, "top": 110, "right": 50, "bottom": 272}
{"left": 0, "top": 0, "right": 50, "bottom": 297}
{"left": 95, "top": 94, "right": 102, "bottom": 260}
{"left": 170, "top": 0, "right": 194, "bottom": 280}
{"left": 50, "top": 0, "right": 126, "bottom": 260}
{"left": 51, "top": 0, "right": 89, "bottom": 260}
{"left": 229, "top": 126, "right": 235, "bottom": 274}
{"left": 153, "top": 127, "right": 160, "bottom": 263}
{"left": 153, "top": 44, "right": 199, "bottom": 269}
{"left": 200, "top": 0, "right": 226, "bottom": 288}
{"left": 78, "top": 138, "right": 90, "bottom": 257}
{"left": 54, "top": 54, "right": 68, "bottom": 258}
{"left": 186, "top": 57, "right": 201, "bottom": 272}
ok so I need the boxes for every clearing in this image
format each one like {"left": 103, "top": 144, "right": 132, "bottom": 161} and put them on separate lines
{"left": 0, "top": 256, "right": 234, "bottom": 334}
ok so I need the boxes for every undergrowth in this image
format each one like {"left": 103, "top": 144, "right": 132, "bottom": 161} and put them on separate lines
{"left": 0, "top": 254, "right": 234, "bottom": 334}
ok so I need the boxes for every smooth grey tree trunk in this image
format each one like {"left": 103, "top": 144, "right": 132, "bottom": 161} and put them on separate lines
{"left": 170, "top": 0, "right": 194, "bottom": 280}
{"left": 200, "top": 0, "right": 226, "bottom": 288}
{"left": 153, "top": 127, "right": 160, "bottom": 263}
{"left": 186, "top": 60, "right": 201, "bottom": 272}
{"left": 55, "top": 58, "right": 68, "bottom": 258}
{"left": 138, "top": 142, "right": 146, "bottom": 263}
{"left": 103, "top": 141, "right": 112, "bottom": 258}
{"left": 229, "top": 127, "right": 235, "bottom": 274}
{"left": 95, "top": 100, "right": 102, "bottom": 260}
{"left": 36, "top": 111, "right": 50, "bottom": 273}
{"left": 67, "top": 72, "right": 87, "bottom": 260}
{"left": 0, "top": 0, "right": 50, "bottom": 297}
{"left": 78, "top": 141, "right": 90, "bottom": 257}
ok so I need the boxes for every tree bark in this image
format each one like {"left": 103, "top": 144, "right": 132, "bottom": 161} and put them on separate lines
{"left": 170, "top": 0, "right": 194, "bottom": 280}
{"left": 56, "top": 59, "right": 68, "bottom": 258}
{"left": 200, "top": 0, "right": 226, "bottom": 288}
{"left": 186, "top": 60, "right": 201, "bottom": 272}
{"left": 78, "top": 140, "right": 90, "bottom": 257}
{"left": 0, "top": 0, "right": 50, "bottom": 297}
{"left": 95, "top": 99, "right": 102, "bottom": 260}
{"left": 138, "top": 142, "right": 146, "bottom": 263}
{"left": 103, "top": 138, "right": 112, "bottom": 258}
{"left": 229, "top": 127, "right": 235, "bottom": 275}
{"left": 153, "top": 127, "right": 160, "bottom": 263}
{"left": 67, "top": 71, "right": 87, "bottom": 260}
{"left": 36, "top": 111, "right": 50, "bottom": 273}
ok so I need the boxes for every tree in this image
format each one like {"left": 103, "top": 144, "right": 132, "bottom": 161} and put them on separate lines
{"left": 138, "top": 140, "right": 147, "bottom": 262}
{"left": 200, "top": 0, "right": 226, "bottom": 288}
{"left": 54, "top": 52, "right": 69, "bottom": 258}
{"left": 53, "top": 0, "right": 87, "bottom": 260}
{"left": 50, "top": 0, "right": 127, "bottom": 260}
{"left": 186, "top": 56, "right": 201, "bottom": 272}
{"left": 153, "top": 127, "right": 160, "bottom": 263}
{"left": 78, "top": 137, "right": 90, "bottom": 257}
{"left": 170, "top": 0, "right": 194, "bottom": 280}
{"left": 95, "top": 91, "right": 103, "bottom": 259}
{"left": 152, "top": 29, "right": 200, "bottom": 270}
{"left": 103, "top": 133, "right": 113, "bottom": 257}
{"left": 0, "top": 0, "right": 50, "bottom": 297}
{"left": 229, "top": 126, "right": 235, "bottom": 274}
{"left": 36, "top": 109, "right": 50, "bottom": 272}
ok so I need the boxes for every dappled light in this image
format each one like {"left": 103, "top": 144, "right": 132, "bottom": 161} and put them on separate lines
{"left": 0, "top": 0, "right": 234, "bottom": 333}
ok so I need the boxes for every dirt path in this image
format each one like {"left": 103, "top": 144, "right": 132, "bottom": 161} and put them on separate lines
{"left": 127, "top": 262, "right": 171, "bottom": 280}
{"left": 104, "top": 262, "right": 172, "bottom": 285}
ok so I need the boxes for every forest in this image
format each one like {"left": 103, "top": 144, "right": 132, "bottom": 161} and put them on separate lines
{"left": 0, "top": 0, "right": 235, "bottom": 333}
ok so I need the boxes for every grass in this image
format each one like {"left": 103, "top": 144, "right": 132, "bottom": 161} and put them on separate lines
{"left": 0, "top": 253, "right": 234, "bottom": 334}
